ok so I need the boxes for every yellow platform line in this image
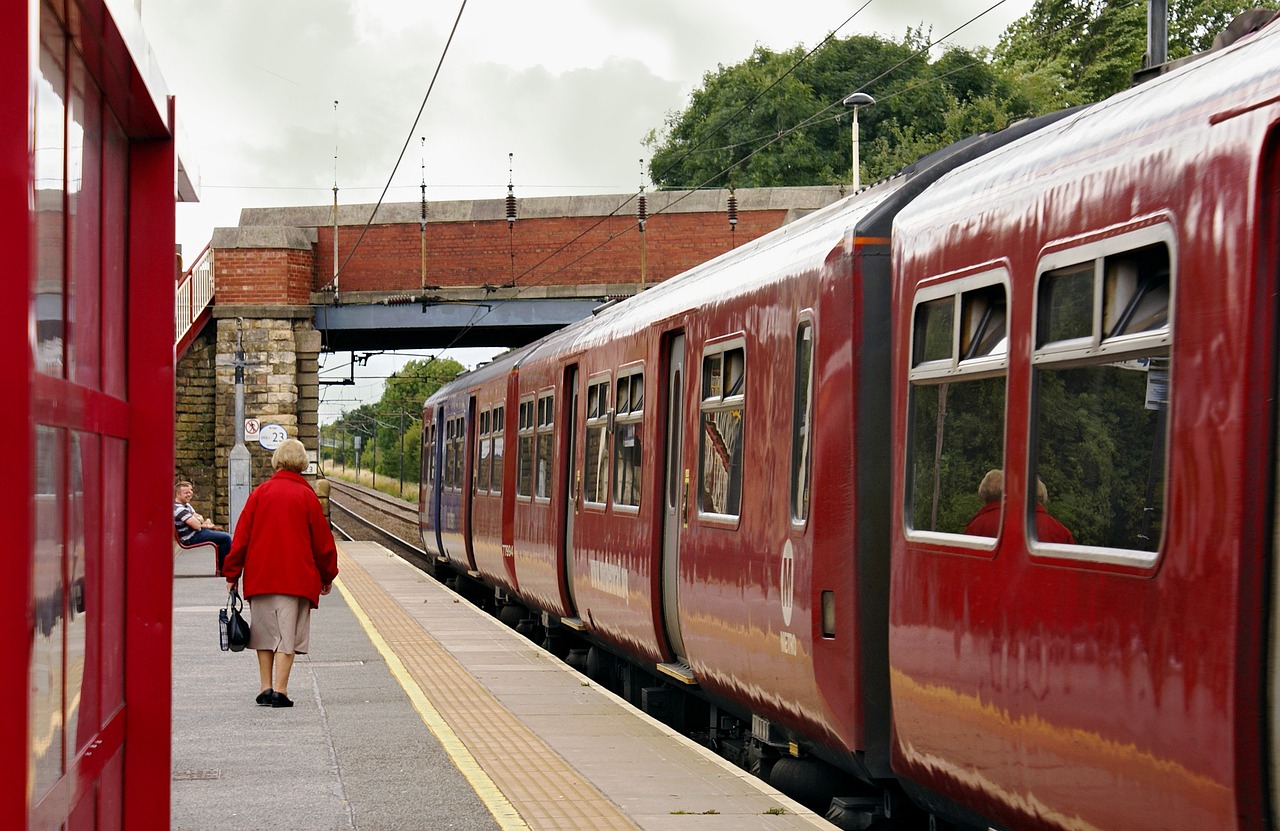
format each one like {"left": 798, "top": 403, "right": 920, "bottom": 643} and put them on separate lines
{"left": 334, "top": 547, "right": 642, "bottom": 831}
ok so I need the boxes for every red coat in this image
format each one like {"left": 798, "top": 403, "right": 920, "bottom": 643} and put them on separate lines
{"left": 222, "top": 470, "right": 339, "bottom": 607}
{"left": 962, "top": 500, "right": 1076, "bottom": 545}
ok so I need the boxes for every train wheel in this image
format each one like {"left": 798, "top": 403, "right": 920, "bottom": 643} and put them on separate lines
{"left": 586, "top": 646, "right": 614, "bottom": 686}
{"left": 769, "top": 756, "right": 860, "bottom": 815}
{"left": 498, "top": 603, "right": 524, "bottom": 628}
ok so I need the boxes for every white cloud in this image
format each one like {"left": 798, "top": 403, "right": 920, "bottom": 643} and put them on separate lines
{"left": 145, "top": 0, "right": 1034, "bottom": 421}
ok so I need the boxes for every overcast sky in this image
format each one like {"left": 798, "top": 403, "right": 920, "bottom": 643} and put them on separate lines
{"left": 144, "top": 0, "right": 1035, "bottom": 423}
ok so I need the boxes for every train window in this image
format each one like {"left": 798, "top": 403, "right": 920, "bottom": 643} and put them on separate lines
{"left": 477, "top": 409, "right": 491, "bottom": 494}
{"left": 517, "top": 398, "right": 534, "bottom": 497}
{"left": 699, "top": 342, "right": 745, "bottom": 519}
{"left": 1038, "top": 265, "right": 1094, "bottom": 347}
{"left": 422, "top": 421, "right": 435, "bottom": 489}
{"left": 906, "top": 276, "right": 1009, "bottom": 541}
{"left": 913, "top": 298, "right": 954, "bottom": 367}
{"left": 1032, "top": 237, "right": 1171, "bottom": 564}
{"left": 450, "top": 416, "right": 465, "bottom": 492}
{"left": 535, "top": 392, "right": 555, "bottom": 500}
{"left": 491, "top": 406, "right": 505, "bottom": 493}
{"left": 584, "top": 379, "right": 610, "bottom": 506}
{"left": 444, "top": 418, "right": 456, "bottom": 492}
{"left": 614, "top": 371, "right": 644, "bottom": 509}
{"left": 791, "top": 321, "right": 814, "bottom": 522}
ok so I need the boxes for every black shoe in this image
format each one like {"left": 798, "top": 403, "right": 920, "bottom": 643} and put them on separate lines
{"left": 270, "top": 692, "right": 294, "bottom": 708}
{"left": 255, "top": 689, "right": 273, "bottom": 706}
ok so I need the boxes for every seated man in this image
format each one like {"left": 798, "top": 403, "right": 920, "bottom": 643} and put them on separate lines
{"left": 174, "top": 480, "right": 232, "bottom": 573}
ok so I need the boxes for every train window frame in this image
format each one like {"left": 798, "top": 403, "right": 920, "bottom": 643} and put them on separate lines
{"left": 904, "top": 269, "right": 1010, "bottom": 553}
{"left": 612, "top": 364, "right": 644, "bottom": 514}
{"left": 583, "top": 373, "right": 611, "bottom": 510}
{"left": 698, "top": 337, "right": 746, "bottom": 525}
{"left": 534, "top": 390, "right": 555, "bottom": 502}
{"left": 517, "top": 396, "right": 535, "bottom": 498}
{"left": 1029, "top": 225, "right": 1174, "bottom": 569}
{"left": 791, "top": 315, "right": 815, "bottom": 525}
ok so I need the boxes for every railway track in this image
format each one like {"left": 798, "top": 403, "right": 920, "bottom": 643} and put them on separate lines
{"left": 327, "top": 479, "right": 436, "bottom": 574}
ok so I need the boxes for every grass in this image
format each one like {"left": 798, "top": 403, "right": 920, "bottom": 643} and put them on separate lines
{"left": 322, "top": 460, "right": 420, "bottom": 504}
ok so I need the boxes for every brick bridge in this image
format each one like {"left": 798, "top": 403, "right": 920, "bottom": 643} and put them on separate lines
{"left": 176, "top": 186, "right": 844, "bottom": 523}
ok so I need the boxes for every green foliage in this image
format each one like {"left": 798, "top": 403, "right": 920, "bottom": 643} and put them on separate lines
{"left": 645, "top": 2, "right": 1272, "bottom": 190}
{"left": 319, "top": 356, "right": 467, "bottom": 480}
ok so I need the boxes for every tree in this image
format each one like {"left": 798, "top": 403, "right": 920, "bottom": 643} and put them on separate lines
{"left": 995, "top": 0, "right": 1277, "bottom": 108}
{"left": 644, "top": 3, "right": 1273, "bottom": 190}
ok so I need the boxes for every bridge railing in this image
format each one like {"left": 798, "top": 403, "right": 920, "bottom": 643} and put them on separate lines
{"left": 176, "top": 244, "right": 214, "bottom": 347}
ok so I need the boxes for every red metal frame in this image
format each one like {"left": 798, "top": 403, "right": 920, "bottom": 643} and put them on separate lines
{"left": 6, "top": 1, "right": 177, "bottom": 828}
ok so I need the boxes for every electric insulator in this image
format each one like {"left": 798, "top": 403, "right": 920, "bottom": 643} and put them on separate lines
{"left": 506, "top": 190, "right": 517, "bottom": 224}
{"left": 638, "top": 194, "right": 648, "bottom": 232}
{"left": 727, "top": 192, "right": 738, "bottom": 227}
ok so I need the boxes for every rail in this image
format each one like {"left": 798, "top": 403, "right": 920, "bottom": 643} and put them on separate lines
{"left": 175, "top": 244, "right": 214, "bottom": 348}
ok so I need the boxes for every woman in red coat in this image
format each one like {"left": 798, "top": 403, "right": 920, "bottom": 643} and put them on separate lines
{"left": 223, "top": 438, "right": 339, "bottom": 708}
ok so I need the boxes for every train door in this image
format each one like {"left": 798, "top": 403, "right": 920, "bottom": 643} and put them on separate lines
{"left": 427, "top": 406, "right": 445, "bottom": 558}
{"left": 660, "top": 334, "right": 688, "bottom": 660}
{"left": 561, "top": 365, "right": 580, "bottom": 613}
{"left": 1267, "top": 129, "right": 1280, "bottom": 830}
{"left": 463, "top": 396, "right": 478, "bottom": 569}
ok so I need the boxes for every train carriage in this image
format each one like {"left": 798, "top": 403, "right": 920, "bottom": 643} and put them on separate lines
{"left": 421, "top": 110, "right": 1073, "bottom": 802}
{"left": 888, "top": 16, "right": 1280, "bottom": 830}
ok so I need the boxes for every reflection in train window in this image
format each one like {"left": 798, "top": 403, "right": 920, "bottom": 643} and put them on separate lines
{"left": 422, "top": 421, "right": 436, "bottom": 490}
{"left": 477, "top": 409, "right": 491, "bottom": 493}
{"left": 699, "top": 343, "right": 745, "bottom": 518}
{"left": 584, "top": 379, "right": 610, "bottom": 506}
{"left": 907, "top": 279, "right": 1008, "bottom": 538}
{"left": 791, "top": 321, "right": 814, "bottom": 522}
{"left": 517, "top": 398, "right": 534, "bottom": 497}
{"left": 535, "top": 392, "right": 555, "bottom": 500}
{"left": 614, "top": 371, "right": 644, "bottom": 509}
{"left": 490, "top": 406, "right": 505, "bottom": 493}
{"left": 1033, "top": 241, "right": 1171, "bottom": 558}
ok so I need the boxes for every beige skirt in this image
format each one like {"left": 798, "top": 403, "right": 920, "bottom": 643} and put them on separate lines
{"left": 247, "top": 594, "right": 312, "bottom": 654}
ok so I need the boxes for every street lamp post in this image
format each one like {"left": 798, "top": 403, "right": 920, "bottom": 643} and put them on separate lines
{"left": 842, "top": 92, "right": 875, "bottom": 190}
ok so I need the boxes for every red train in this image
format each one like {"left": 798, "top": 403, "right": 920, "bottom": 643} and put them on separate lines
{"left": 420, "top": 14, "right": 1280, "bottom": 829}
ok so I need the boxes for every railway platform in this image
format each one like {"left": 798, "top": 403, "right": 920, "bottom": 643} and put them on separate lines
{"left": 171, "top": 540, "right": 832, "bottom": 830}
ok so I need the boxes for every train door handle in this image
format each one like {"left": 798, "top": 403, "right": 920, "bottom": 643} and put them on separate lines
{"left": 575, "top": 469, "right": 582, "bottom": 512}
{"left": 682, "top": 469, "right": 690, "bottom": 529}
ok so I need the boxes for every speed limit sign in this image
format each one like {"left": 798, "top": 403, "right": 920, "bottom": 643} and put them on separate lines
{"left": 244, "top": 418, "right": 261, "bottom": 440}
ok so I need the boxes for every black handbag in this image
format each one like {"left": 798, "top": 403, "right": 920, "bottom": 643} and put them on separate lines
{"left": 219, "top": 589, "right": 251, "bottom": 652}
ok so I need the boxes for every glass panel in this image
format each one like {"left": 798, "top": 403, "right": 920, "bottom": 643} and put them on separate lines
{"left": 909, "top": 377, "right": 1006, "bottom": 533}
{"left": 69, "top": 432, "right": 95, "bottom": 754}
{"left": 630, "top": 375, "right": 644, "bottom": 410}
{"left": 791, "top": 323, "right": 814, "bottom": 521}
{"left": 699, "top": 407, "right": 743, "bottom": 516}
{"left": 535, "top": 395, "right": 553, "bottom": 499}
{"left": 703, "top": 354, "right": 722, "bottom": 400}
{"left": 101, "top": 112, "right": 127, "bottom": 398}
{"left": 913, "top": 299, "right": 954, "bottom": 366}
{"left": 70, "top": 56, "right": 102, "bottom": 390}
{"left": 667, "top": 370, "right": 682, "bottom": 507}
{"left": 36, "top": 19, "right": 67, "bottom": 378}
{"left": 1033, "top": 357, "right": 1166, "bottom": 550}
{"left": 615, "top": 378, "right": 629, "bottom": 413}
{"left": 614, "top": 420, "right": 642, "bottom": 507}
{"left": 725, "top": 348, "right": 745, "bottom": 396}
{"left": 1038, "top": 265, "right": 1094, "bottom": 347}
{"left": 960, "top": 285, "right": 1007, "bottom": 361}
{"left": 31, "top": 426, "right": 65, "bottom": 799}
{"left": 1104, "top": 245, "right": 1170, "bottom": 339}
{"left": 100, "top": 438, "right": 125, "bottom": 716}
{"left": 585, "top": 422, "right": 608, "bottom": 504}
{"left": 491, "top": 408, "right": 504, "bottom": 493}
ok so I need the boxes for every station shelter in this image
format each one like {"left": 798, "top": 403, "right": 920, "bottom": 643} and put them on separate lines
{"left": 3, "top": 1, "right": 194, "bottom": 828}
